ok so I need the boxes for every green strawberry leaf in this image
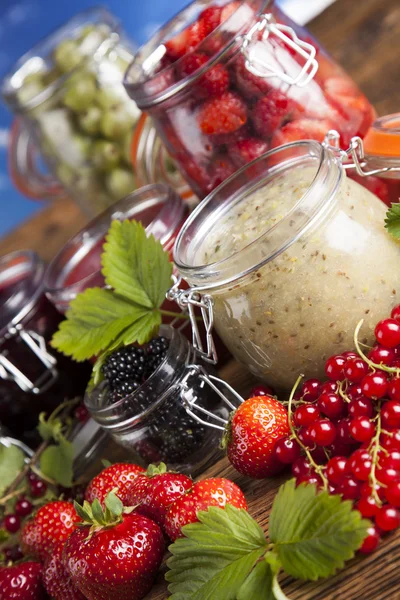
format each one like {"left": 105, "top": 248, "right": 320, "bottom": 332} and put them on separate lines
{"left": 0, "top": 444, "right": 25, "bottom": 497}
{"left": 0, "top": 529, "right": 9, "bottom": 543}
{"left": 74, "top": 501, "right": 92, "bottom": 523}
{"left": 91, "top": 499, "right": 106, "bottom": 525}
{"left": 385, "top": 204, "right": 400, "bottom": 239}
{"left": 102, "top": 220, "right": 173, "bottom": 309}
{"left": 51, "top": 287, "right": 149, "bottom": 361}
{"left": 105, "top": 491, "right": 123, "bottom": 517}
{"left": 37, "top": 412, "right": 63, "bottom": 442}
{"left": 166, "top": 505, "right": 267, "bottom": 600}
{"left": 40, "top": 437, "right": 74, "bottom": 488}
{"left": 269, "top": 479, "right": 370, "bottom": 580}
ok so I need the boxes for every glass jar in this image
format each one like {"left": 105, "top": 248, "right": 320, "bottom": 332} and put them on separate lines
{"left": 124, "top": 0, "right": 374, "bottom": 199}
{"left": 2, "top": 8, "right": 140, "bottom": 216}
{"left": 85, "top": 325, "right": 228, "bottom": 474}
{"left": 173, "top": 140, "right": 400, "bottom": 392}
{"left": 44, "top": 183, "right": 188, "bottom": 314}
{"left": 0, "top": 251, "right": 91, "bottom": 447}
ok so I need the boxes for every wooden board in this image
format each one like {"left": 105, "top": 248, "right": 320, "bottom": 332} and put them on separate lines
{"left": 1, "top": 0, "right": 400, "bottom": 597}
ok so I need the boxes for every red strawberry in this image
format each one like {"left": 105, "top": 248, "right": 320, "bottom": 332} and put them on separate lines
{"left": 233, "top": 55, "right": 273, "bottom": 99}
{"left": 324, "top": 76, "right": 375, "bottom": 138}
{"left": 0, "top": 561, "right": 45, "bottom": 600}
{"left": 198, "top": 91, "right": 247, "bottom": 135}
{"left": 63, "top": 492, "right": 165, "bottom": 600}
{"left": 270, "top": 118, "right": 334, "bottom": 148}
{"left": 21, "top": 501, "right": 79, "bottom": 561}
{"left": 125, "top": 463, "right": 192, "bottom": 528}
{"left": 84, "top": 462, "right": 145, "bottom": 507}
{"left": 42, "top": 543, "right": 86, "bottom": 600}
{"left": 252, "top": 91, "right": 303, "bottom": 139}
{"left": 178, "top": 52, "right": 230, "bottom": 97}
{"left": 165, "top": 477, "right": 247, "bottom": 541}
{"left": 165, "top": 20, "right": 207, "bottom": 61}
{"left": 198, "top": 5, "right": 222, "bottom": 34}
{"left": 224, "top": 395, "right": 290, "bottom": 478}
{"left": 230, "top": 137, "right": 269, "bottom": 167}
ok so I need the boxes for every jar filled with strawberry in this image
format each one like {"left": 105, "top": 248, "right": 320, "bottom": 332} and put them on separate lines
{"left": 123, "top": 0, "right": 374, "bottom": 198}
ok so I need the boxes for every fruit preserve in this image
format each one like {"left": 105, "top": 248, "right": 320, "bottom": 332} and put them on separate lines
{"left": 2, "top": 8, "right": 139, "bottom": 216}
{"left": 124, "top": 0, "right": 374, "bottom": 199}
{"left": 44, "top": 184, "right": 188, "bottom": 313}
{"left": 0, "top": 251, "right": 90, "bottom": 446}
{"left": 174, "top": 141, "right": 400, "bottom": 391}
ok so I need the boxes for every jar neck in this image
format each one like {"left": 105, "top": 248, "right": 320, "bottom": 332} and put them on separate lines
{"left": 124, "top": 0, "right": 270, "bottom": 109}
{"left": 174, "top": 141, "right": 342, "bottom": 290}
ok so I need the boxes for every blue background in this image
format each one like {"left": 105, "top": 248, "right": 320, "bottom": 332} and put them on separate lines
{"left": 0, "top": 0, "right": 323, "bottom": 238}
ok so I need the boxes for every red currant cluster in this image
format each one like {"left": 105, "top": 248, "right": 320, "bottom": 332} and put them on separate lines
{"left": 272, "top": 306, "right": 400, "bottom": 554}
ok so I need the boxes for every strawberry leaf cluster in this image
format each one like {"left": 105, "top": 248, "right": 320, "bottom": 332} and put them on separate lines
{"left": 0, "top": 444, "right": 25, "bottom": 497}
{"left": 51, "top": 220, "right": 173, "bottom": 384}
{"left": 385, "top": 204, "right": 400, "bottom": 239}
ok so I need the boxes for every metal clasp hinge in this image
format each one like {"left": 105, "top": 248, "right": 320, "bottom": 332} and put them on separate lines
{"left": 0, "top": 325, "right": 59, "bottom": 394}
{"left": 240, "top": 13, "right": 318, "bottom": 87}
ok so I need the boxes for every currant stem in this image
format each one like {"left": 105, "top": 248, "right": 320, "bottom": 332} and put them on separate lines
{"left": 354, "top": 319, "right": 400, "bottom": 375}
{"left": 368, "top": 399, "right": 383, "bottom": 507}
{"left": 288, "top": 374, "right": 329, "bottom": 490}
{"left": 338, "top": 380, "right": 351, "bottom": 403}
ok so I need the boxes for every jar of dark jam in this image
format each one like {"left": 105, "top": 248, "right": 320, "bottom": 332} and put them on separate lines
{"left": 0, "top": 250, "right": 91, "bottom": 447}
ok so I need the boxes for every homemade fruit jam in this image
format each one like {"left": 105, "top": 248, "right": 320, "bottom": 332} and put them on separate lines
{"left": 124, "top": 0, "right": 375, "bottom": 198}
{"left": 44, "top": 184, "right": 188, "bottom": 313}
{"left": 0, "top": 251, "right": 90, "bottom": 446}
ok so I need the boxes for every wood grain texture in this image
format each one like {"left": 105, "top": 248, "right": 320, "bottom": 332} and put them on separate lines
{"left": 1, "top": 0, "right": 400, "bottom": 597}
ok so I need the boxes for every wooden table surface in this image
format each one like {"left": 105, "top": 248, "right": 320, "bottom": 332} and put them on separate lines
{"left": 2, "top": 0, "right": 400, "bottom": 598}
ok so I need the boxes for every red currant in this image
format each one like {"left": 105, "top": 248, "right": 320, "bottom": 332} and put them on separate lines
{"left": 375, "top": 505, "right": 400, "bottom": 531}
{"left": 391, "top": 305, "right": 400, "bottom": 321}
{"left": 368, "top": 345, "right": 396, "bottom": 367}
{"left": 338, "top": 475, "right": 362, "bottom": 500}
{"left": 250, "top": 384, "right": 275, "bottom": 397}
{"left": 388, "top": 377, "right": 400, "bottom": 402}
{"left": 298, "top": 427, "right": 314, "bottom": 447}
{"left": 317, "top": 392, "right": 345, "bottom": 420}
{"left": 380, "top": 450, "right": 400, "bottom": 471}
{"left": 296, "top": 474, "right": 322, "bottom": 488}
{"left": 336, "top": 417, "right": 354, "bottom": 444}
{"left": 15, "top": 497, "right": 33, "bottom": 517}
{"left": 381, "top": 429, "right": 400, "bottom": 451}
{"left": 361, "top": 371, "right": 388, "bottom": 399}
{"left": 325, "top": 355, "right": 346, "bottom": 380}
{"left": 308, "top": 419, "right": 336, "bottom": 447}
{"left": 328, "top": 440, "right": 353, "bottom": 457}
{"left": 344, "top": 358, "right": 369, "bottom": 383}
{"left": 293, "top": 404, "right": 320, "bottom": 427}
{"left": 375, "top": 318, "right": 400, "bottom": 348}
{"left": 346, "top": 384, "right": 364, "bottom": 401}
{"left": 342, "top": 351, "right": 359, "bottom": 360}
{"left": 301, "top": 379, "right": 321, "bottom": 402}
{"left": 27, "top": 471, "right": 38, "bottom": 483}
{"left": 3, "top": 514, "right": 20, "bottom": 534}
{"left": 320, "top": 381, "right": 338, "bottom": 395}
{"left": 274, "top": 436, "right": 301, "bottom": 464}
{"left": 349, "top": 450, "right": 372, "bottom": 481}
{"left": 356, "top": 495, "right": 380, "bottom": 518}
{"left": 326, "top": 456, "right": 349, "bottom": 484}
{"left": 385, "top": 481, "right": 400, "bottom": 506}
{"left": 376, "top": 465, "right": 400, "bottom": 486}
{"left": 349, "top": 416, "right": 375, "bottom": 443}
{"left": 74, "top": 405, "right": 89, "bottom": 423}
{"left": 360, "top": 482, "right": 386, "bottom": 501}
{"left": 381, "top": 400, "right": 400, "bottom": 429}
{"left": 292, "top": 456, "right": 313, "bottom": 478}
{"left": 3, "top": 545, "right": 23, "bottom": 562}
{"left": 348, "top": 397, "right": 373, "bottom": 419}
{"left": 359, "top": 526, "right": 381, "bottom": 554}
{"left": 30, "top": 479, "right": 47, "bottom": 497}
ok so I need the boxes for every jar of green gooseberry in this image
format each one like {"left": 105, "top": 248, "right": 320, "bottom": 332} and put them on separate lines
{"left": 2, "top": 8, "right": 140, "bottom": 216}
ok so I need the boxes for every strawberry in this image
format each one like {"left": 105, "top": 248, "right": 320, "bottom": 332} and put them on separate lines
{"left": 270, "top": 118, "right": 334, "bottom": 149}
{"left": 323, "top": 76, "right": 375, "bottom": 138}
{"left": 125, "top": 463, "right": 192, "bottom": 528}
{"left": 178, "top": 52, "right": 230, "bottom": 97}
{"left": 252, "top": 91, "right": 303, "bottom": 139}
{"left": 233, "top": 55, "right": 273, "bottom": 99}
{"left": 198, "top": 91, "right": 247, "bottom": 135}
{"left": 224, "top": 395, "right": 290, "bottom": 478}
{"left": 198, "top": 5, "right": 222, "bottom": 34}
{"left": 21, "top": 501, "right": 79, "bottom": 561}
{"left": 165, "top": 20, "right": 207, "bottom": 61}
{"left": 42, "top": 543, "right": 86, "bottom": 600}
{"left": 0, "top": 561, "right": 45, "bottom": 600}
{"left": 84, "top": 462, "right": 145, "bottom": 507}
{"left": 230, "top": 137, "right": 269, "bottom": 167}
{"left": 63, "top": 492, "right": 165, "bottom": 600}
{"left": 165, "top": 477, "right": 247, "bottom": 541}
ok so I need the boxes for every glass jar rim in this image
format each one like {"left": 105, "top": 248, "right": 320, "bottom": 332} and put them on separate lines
{"left": 124, "top": 0, "right": 268, "bottom": 109}
{"left": 0, "top": 250, "right": 45, "bottom": 339}
{"left": 44, "top": 183, "right": 185, "bottom": 299}
{"left": 173, "top": 140, "right": 342, "bottom": 290}
{"left": 1, "top": 6, "right": 120, "bottom": 113}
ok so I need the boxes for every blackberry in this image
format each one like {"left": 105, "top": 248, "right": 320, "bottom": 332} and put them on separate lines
{"left": 102, "top": 345, "right": 146, "bottom": 394}
{"left": 153, "top": 413, "right": 207, "bottom": 463}
{"left": 146, "top": 336, "right": 169, "bottom": 377}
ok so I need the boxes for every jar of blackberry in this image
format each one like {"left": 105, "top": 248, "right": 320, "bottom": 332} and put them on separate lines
{"left": 85, "top": 325, "right": 230, "bottom": 474}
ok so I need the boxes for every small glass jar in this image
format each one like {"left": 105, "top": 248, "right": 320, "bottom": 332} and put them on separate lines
{"left": 124, "top": 0, "right": 374, "bottom": 199}
{"left": 85, "top": 325, "right": 228, "bottom": 474}
{"left": 0, "top": 251, "right": 90, "bottom": 446}
{"left": 173, "top": 140, "right": 400, "bottom": 392}
{"left": 44, "top": 183, "right": 188, "bottom": 314}
{"left": 2, "top": 8, "right": 140, "bottom": 216}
